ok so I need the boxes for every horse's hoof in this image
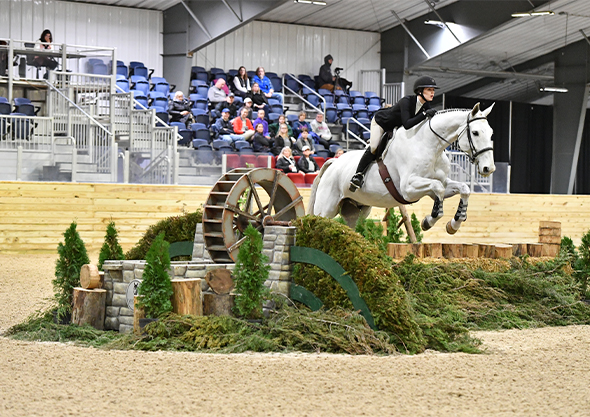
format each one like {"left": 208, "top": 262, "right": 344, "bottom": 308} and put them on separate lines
{"left": 421, "top": 218, "right": 431, "bottom": 231}
{"left": 446, "top": 221, "right": 458, "bottom": 235}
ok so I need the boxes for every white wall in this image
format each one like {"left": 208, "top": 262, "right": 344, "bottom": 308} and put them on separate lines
{"left": 193, "top": 21, "right": 380, "bottom": 91}
{"left": 0, "top": 0, "right": 163, "bottom": 75}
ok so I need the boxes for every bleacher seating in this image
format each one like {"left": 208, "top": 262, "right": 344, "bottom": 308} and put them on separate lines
{"left": 177, "top": 129, "right": 192, "bottom": 146}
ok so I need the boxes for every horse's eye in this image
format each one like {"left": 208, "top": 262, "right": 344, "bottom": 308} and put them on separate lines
{"left": 473, "top": 131, "right": 479, "bottom": 136}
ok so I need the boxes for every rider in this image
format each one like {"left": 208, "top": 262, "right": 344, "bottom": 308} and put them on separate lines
{"left": 349, "top": 75, "right": 439, "bottom": 192}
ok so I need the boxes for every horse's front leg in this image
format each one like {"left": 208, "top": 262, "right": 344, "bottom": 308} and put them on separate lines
{"left": 443, "top": 179, "right": 471, "bottom": 235}
{"left": 404, "top": 176, "right": 446, "bottom": 231}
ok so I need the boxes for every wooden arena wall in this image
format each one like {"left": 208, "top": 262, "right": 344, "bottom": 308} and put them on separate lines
{"left": 2, "top": 181, "right": 590, "bottom": 254}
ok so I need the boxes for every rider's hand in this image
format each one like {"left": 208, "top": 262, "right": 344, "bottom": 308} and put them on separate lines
{"left": 424, "top": 108, "right": 437, "bottom": 118}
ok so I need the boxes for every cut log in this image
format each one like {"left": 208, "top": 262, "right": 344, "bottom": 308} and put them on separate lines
{"left": 512, "top": 243, "right": 528, "bottom": 257}
{"left": 463, "top": 244, "right": 479, "bottom": 258}
{"left": 410, "top": 243, "right": 423, "bottom": 258}
{"left": 493, "top": 244, "right": 513, "bottom": 259}
{"left": 205, "top": 269, "right": 234, "bottom": 295}
{"left": 539, "top": 235, "right": 561, "bottom": 244}
{"left": 133, "top": 295, "right": 145, "bottom": 336}
{"left": 171, "top": 278, "right": 203, "bottom": 316}
{"left": 71, "top": 287, "right": 106, "bottom": 330}
{"left": 542, "top": 244, "right": 560, "bottom": 258}
{"left": 423, "top": 243, "right": 442, "bottom": 258}
{"left": 203, "top": 292, "right": 235, "bottom": 316}
{"left": 478, "top": 244, "right": 494, "bottom": 258}
{"left": 80, "top": 264, "right": 102, "bottom": 289}
{"left": 442, "top": 243, "right": 463, "bottom": 259}
{"left": 528, "top": 243, "right": 543, "bottom": 257}
{"left": 539, "top": 227, "right": 561, "bottom": 237}
{"left": 539, "top": 221, "right": 561, "bottom": 229}
{"left": 388, "top": 243, "right": 410, "bottom": 259}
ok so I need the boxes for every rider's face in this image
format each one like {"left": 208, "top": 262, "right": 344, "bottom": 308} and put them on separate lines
{"left": 422, "top": 87, "right": 435, "bottom": 101}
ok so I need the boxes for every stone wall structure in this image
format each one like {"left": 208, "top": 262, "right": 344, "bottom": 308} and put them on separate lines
{"left": 102, "top": 225, "right": 297, "bottom": 333}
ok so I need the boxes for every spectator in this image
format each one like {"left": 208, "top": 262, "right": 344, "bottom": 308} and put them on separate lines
{"left": 318, "top": 54, "right": 335, "bottom": 91}
{"left": 231, "top": 107, "right": 255, "bottom": 141}
{"left": 214, "top": 93, "right": 238, "bottom": 119}
{"left": 297, "top": 146, "right": 319, "bottom": 173}
{"left": 269, "top": 114, "right": 293, "bottom": 137}
{"left": 34, "top": 29, "right": 59, "bottom": 78}
{"left": 253, "top": 109, "right": 270, "bottom": 139}
{"left": 252, "top": 67, "right": 283, "bottom": 106}
{"left": 271, "top": 123, "right": 296, "bottom": 156}
{"left": 168, "top": 91, "right": 194, "bottom": 128}
{"left": 310, "top": 113, "right": 334, "bottom": 148}
{"left": 292, "top": 111, "right": 317, "bottom": 141}
{"left": 276, "top": 147, "right": 298, "bottom": 174}
{"left": 213, "top": 108, "right": 244, "bottom": 143}
{"left": 252, "top": 123, "right": 272, "bottom": 153}
{"left": 207, "top": 78, "right": 227, "bottom": 108}
{"left": 239, "top": 97, "right": 254, "bottom": 119}
{"left": 295, "top": 128, "right": 315, "bottom": 155}
{"left": 232, "top": 66, "right": 251, "bottom": 98}
{"left": 334, "top": 148, "right": 344, "bottom": 158}
{"left": 248, "top": 82, "right": 270, "bottom": 116}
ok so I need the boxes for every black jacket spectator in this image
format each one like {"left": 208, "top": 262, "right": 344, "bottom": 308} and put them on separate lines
{"left": 252, "top": 132, "right": 271, "bottom": 153}
{"left": 318, "top": 54, "right": 334, "bottom": 87}
{"left": 276, "top": 154, "right": 298, "bottom": 173}
{"left": 168, "top": 97, "right": 192, "bottom": 126}
{"left": 297, "top": 154, "right": 319, "bottom": 173}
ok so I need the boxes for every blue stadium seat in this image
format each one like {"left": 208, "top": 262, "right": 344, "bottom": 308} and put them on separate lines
{"left": 352, "top": 104, "right": 369, "bottom": 119}
{"left": 233, "top": 140, "right": 250, "bottom": 150}
{"left": 170, "top": 122, "right": 185, "bottom": 130}
{"left": 116, "top": 79, "right": 130, "bottom": 93}
{"left": 192, "top": 128, "right": 210, "bottom": 141}
{"left": 270, "top": 76, "right": 282, "bottom": 92}
{"left": 93, "top": 63, "right": 108, "bottom": 75}
{"left": 156, "top": 112, "right": 169, "bottom": 126}
{"left": 329, "top": 144, "right": 342, "bottom": 154}
{"left": 177, "top": 129, "right": 192, "bottom": 146}
{"left": 324, "top": 104, "right": 338, "bottom": 124}
{"left": 286, "top": 114, "right": 299, "bottom": 124}
{"left": 192, "top": 138, "right": 209, "bottom": 148}
{"left": 268, "top": 113, "right": 280, "bottom": 123}
{"left": 0, "top": 97, "right": 8, "bottom": 104}
{"left": 315, "top": 149, "right": 330, "bottom": 159}
{"left": 0, "top": 102, "right": 11, "bottom": 115}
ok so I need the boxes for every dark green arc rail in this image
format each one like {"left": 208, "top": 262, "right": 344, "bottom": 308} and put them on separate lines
{"left": 289, "top": 246, "right": 376, "bottom": 330}
{"left": 168, "top": 241, "right": 194, "bottom": 259}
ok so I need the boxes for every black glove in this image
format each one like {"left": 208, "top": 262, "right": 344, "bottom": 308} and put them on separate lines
{"left": 424, "top": 108, "right": 437, "bottom": 118}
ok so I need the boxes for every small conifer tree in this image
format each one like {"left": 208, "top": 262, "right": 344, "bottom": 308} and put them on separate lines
{"left": 385, "top": 209, "right": 404, "bottom": 243}
{"left": 406, "top": 213, "right": 423, "bottom": 243}
{"left": 53, "top": 221, "right": 90, "bottom": 320}
{"left": 233, "top": 224, "right": 270, "bottom": 319}
{"left": 137, "top": 232, "right": 173, "bottom": 318}
{"left": 98, "top": 220, "right": 125, "bottom": 270}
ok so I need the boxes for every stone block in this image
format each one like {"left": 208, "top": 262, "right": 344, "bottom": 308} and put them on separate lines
{"left": 114, "top": 282, "right": 129, "bottom": 294}
{"left": 262, "top": 249, "right": 273, "bottom": 260}
{"left": 273, "top": 245, "right": 286, "bottom": 253}
{"left": 187, "top": 264, "right": 207, "bottom": 271}
{"left": 185, "top": 270, "right": 206, "bottom": 278}
{"left": 120, "top": 307, "right": 133, "bottom": 317}
{"left": 112, "top": 293, "right": 129, "bottom": 307}
{"left": 105, "top": 317, "right": 119, "bottom": 331}
{"left": 119, "top": 316, "right": 135, "bottom": 326}
{"left": 273, "top": 252, "right": 290, "bottom": 265}
{"left": 263, "top": 234, "right": 278, "bottom": 242}
{"left": 122, "top": 261, "right": 136, "bottom": 270}
{"left": 103, "top": 280, "right": 113, "bottom": 290}
{"left": 270, "top": 263, "right": 282, "bottom": 271}
{"left": 269, "top": 280, "right": 290, "bottom": 295}
{"left": 102, "top": 261, "right": 124, "bottom": 270}
{"left": 123, "top": 270, "right": 135, "bottom": 283}
{"left": 173, "top": 265, "right": 187, "bottom": 276}
{"left": 276, "top": 235, "right": 295, "bottom": 246}
{"left": 119, "top": 324, "right": 134, "bottom": 334}
{"left": 278, "top": 271, "right": 292, "bottom": 281}
{"left": 108, "top": 269, "right": 123, "bottom": 282}
{"left": 134, "top": 269, "right": 144, "bottom": 279}
{"left": 205, "top": 265, "right": 229, "bottom": 272}
{"left": 106, "top": 290, "right": 113, "bottom": 305}
{"left": 263, "top": 279, "right": 273, "bottom": 288}
{"left": 106, "top": 306, "right": 120, "bottom": 317}
{"left": 281, "top": 264, "right": 292, "bottom": 271}
{"left": 268, "top": 270, "right": 281, "bottom": 281}
{"left": 263, "top": 241, "right": 275, "bottom": 249}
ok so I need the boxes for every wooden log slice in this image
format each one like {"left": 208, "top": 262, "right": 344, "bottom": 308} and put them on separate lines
{"left": 478, "top": 244, "right": 494, "bottom": 258}
{"left": 71, "top": 288, "right": 107, "bottom": 330}
{"left": 539, "top": 227, "right": 562, "bottom": 237}
{"left": 388, "top": 243, "right": 410, "bottom": 259}
{"left": 463, "top": 244, "right": 479, "bottom": 258}
{"left": 493, "top": 244, "right": 513, "bottom": 259}
{"left": 528, "top": 243, "right": 543, "bottom": 257}
{"left": 80, "top": 264, "right": 102, "bottom": 289}
{"left": 539, "top": 235, "right": 561, "bottom": 244}
{"left": 205, "top": 269, "right": 234, "bottom": 295}
{"left": 542, "top": 244, "right": 560, "bottom": 258}
{"left": 410, "top": 243, "right": 423, "bottom": 258}
{"left": 423, "top": 243, "right": 442, "bottom": 258}
{"left": 511, "top": 243, "right": 528, "bottom": 257}
{"left": 539, "top": 221, "right": 561, "bottom": 229}
{"left": 171, "top": 278, "right": 203, "bottom": 316}
{"left": 442, "top": 243, "right": 463, "bottom": 259}
{"left": 203, "top": 292, "right": 235, "bottom": 316}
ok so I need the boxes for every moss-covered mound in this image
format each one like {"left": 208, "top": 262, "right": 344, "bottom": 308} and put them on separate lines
{"left": 126, "top": 210, "right": 202, "bottom": 260}
{"left": 292, "top": 215, "right": 425, "bottom": 353}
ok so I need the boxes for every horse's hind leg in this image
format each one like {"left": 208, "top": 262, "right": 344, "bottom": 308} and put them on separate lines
{"left": 421, "top": 196, "right": 444, "bottom": 231}
{"left": 340, "top": 199, "right": 371, "bottom": 229}
{"left": 443, "top": 180, "right": 471, "bottom": 234}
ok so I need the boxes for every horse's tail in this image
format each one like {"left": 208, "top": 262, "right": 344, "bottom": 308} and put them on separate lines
{"left": 307, "top": 158, "right": 335, "bottom": 215}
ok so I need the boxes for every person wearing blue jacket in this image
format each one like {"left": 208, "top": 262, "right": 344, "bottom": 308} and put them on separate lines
{"left": 252, "top": 67, "right": 283, "bottom": 106}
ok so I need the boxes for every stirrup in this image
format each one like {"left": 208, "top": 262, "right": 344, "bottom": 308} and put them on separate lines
{"left": 349, "top": 173, "right": 364, "bottom": 192}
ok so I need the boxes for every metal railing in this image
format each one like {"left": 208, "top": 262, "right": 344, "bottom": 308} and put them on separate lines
{"left": 130, "top": 147, "right": 173, "bottom": 184}
{"left": 50, "top": 71, "right": 114, "bottom": 118}
{"left": 445, "top": 150, "right": 493, "bottom": 193}
{"left": 0, "top": 114, "right": 54, "bottom": 151}
{"left": 344, "top": 117, "right": 369, "bottom": 151}
{"left": 282, "top": 73, "right": 326, "bottom": 114}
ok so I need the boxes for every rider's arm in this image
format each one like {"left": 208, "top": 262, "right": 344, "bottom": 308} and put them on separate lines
{"left": 399, "top": 97, "right": 427, "bottom": 130}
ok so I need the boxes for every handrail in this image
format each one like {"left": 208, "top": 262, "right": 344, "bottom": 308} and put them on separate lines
{"left": 44, "top": 79, "right": 113, "bottom": 137}
{"left": 345, "top": 117, "right": 369, "bottom": 151}
{"left": 281, "top": 73, "right": 326, "bottom": 115}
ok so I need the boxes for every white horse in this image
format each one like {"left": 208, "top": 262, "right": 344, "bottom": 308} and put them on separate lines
{"left": 308, "top": 102, "right": 495, "bottom": 234}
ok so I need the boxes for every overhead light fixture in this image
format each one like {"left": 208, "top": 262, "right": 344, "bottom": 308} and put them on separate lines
{"left": 540, "top": 86, "right": 568, "bottom": 93}
{"left": 424, "top": 20, "right": 452, "bottom": 28}
{"left": 294, "top": 0, "right": 326, "bottom": 4}
{"left": 512, "top": 10, "right": 555, "bottom": 17}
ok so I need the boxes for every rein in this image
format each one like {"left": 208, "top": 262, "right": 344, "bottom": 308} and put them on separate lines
{"left": 428, "top": 114, "right": 493, "bottom": 164}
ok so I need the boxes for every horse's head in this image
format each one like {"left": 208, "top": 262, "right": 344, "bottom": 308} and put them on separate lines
{"left": 457, "top": 103, "right": 496, "bottom": 177}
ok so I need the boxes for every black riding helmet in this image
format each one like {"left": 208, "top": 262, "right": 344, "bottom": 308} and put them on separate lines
{"left": 413, "top": 76, "right": 439, "bottom": 100}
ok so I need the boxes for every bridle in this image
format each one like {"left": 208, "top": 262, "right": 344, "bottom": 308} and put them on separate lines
{"left": 428, "top": 113, "right": 493, "bottom": 164}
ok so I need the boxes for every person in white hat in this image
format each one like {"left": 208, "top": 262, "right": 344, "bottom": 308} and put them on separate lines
{"left": 296, "top": 145, "right": 319, "bottom": 173}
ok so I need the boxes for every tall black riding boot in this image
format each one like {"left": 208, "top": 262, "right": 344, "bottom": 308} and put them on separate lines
{"left": 349, "top": 148, "right": 376, "bottom": 192}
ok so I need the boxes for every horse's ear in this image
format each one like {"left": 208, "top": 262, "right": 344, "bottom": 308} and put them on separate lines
{"left": 471, "top": 102, "right": 481, "bottom": 117}
{"left": 482, "top": 102, "right": 495, "bottom": 117}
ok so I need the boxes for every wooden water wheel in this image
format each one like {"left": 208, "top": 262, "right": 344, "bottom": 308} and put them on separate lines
{"left": 203, "top": 168, "right": 305, "bottom": 263}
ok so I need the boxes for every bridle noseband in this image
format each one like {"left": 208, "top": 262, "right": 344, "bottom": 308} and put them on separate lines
{"left": 429, "top": 113, "right": 493, "bottom": 164}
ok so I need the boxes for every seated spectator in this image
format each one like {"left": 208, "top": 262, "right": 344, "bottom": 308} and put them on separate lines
{"left": 297, "top": 146, "right": 320, "bottom": 173}
{"left": 231, "top": 107, "right": 255, "bottom": 141}
{"left": 334, "top": 148, "right": 344, "bottom": 158}
{"left": 208, "top": 78, "right": 227, "bottom": 108}
{"left": 295, "top": 128, "right": 315, "bottom": 155}
{"left": 213, "top": 108, "right": 244, "bottom": 143}
{"left": 239, "top": 97, "right": 254, "bottom": 119}
{"left": 253, "top": 110, "right": 270, "bottom": 140}
{"left": 318, "top": 54, "right": 335, "bottom": 92}
{"left": 269, "top": 114, "right": 293, "bottom": 137}
{"left": 247, "top": 83, "right": 270, "bottom": 116}
{"left": 34, "top": 29, "right": 59, "bottom": 77}
{"left": 271, "top": 123, "right": 296, "bottom": 156}
{"left": 310, "top": 113, "right": 334, "bottom": 149}
{"left": 232, "top": 66, "right": 251, "bottom": 98}
{"left": 276, "top": 147, "right": 298, "bottom": 174}
{"left": 292, "top": 111, "right": 317, "bottom": 141}
{"left": 168, "top": 91, "right": 194, "bottom": 128}
{"left": 214, "top": 93, "right": 238, "bottom": 119}
{"left": 252, "top": 123, "right": 272, "bottom": 153}
{"left": 253, "top": 67, "right": 283, "bottom": 106}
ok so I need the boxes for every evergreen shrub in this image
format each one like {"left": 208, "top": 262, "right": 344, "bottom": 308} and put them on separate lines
{"left": 98, "top": 220, "right": 125, "bottom": 270}
{"left": 137, "top": 232, "right": 173, "bottom": 318}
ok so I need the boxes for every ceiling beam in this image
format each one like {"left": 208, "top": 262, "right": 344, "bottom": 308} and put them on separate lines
{"left": 411, "top": 65, "right": 553, "bottom": 81}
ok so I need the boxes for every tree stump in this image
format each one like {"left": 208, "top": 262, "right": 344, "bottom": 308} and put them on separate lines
{"left": 80, "top": 264, "right": 103, "bottom": 289}
{"left": 539, "top": 221, "right": 561, "bottom": 244}
{"left": 442, "top": 243, "right": 463, "bottom": 259}
{"left": 478, "top": 244, "right": 494, "bottom": 258}
{"left": 71, "top": 288, "right": 106, "bottom": 330}
{"left": 133, "top": 295, "right": 145, "bottom": 336}
{"left": 528, "top": 243, "right": 543, "bottom": 257}
{"left": 171, "top": 278, "right": 203, "bottom": 316}
{"left": 542, "top": 244, "right": 560, "bottom": 258}
{"left": 205, "top": 269, "right": 234, "bottom": 295}
{"left": 424, "top": 243, "right": 442, "bottom": 258}
{"left": 512, "top": 243, "right": 528, "bottom": 257}
{"left": 203, "top": 292, "right": 235, "bottom": 316}
{"left": 410, "top": 243, "right": 423, "bottom": 258}
{"left": 493, "top": 244, "right": 513, "bottom": 259}
{"left": 463, "top": 244, "right": 479, "bottom": 258}
{"left": 388, "top": 243, "right": 410, "bottom": 259}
